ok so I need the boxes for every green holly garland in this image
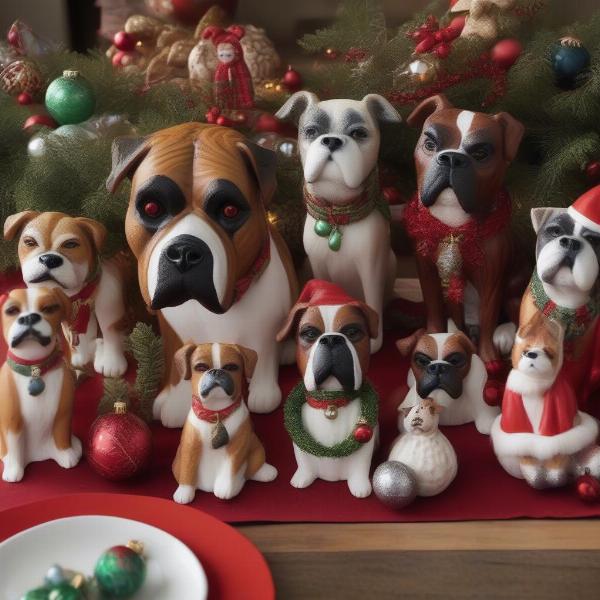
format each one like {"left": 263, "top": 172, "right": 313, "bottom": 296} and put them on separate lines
{"left": 284, "top": 381, "right": 378, "bottom": 458}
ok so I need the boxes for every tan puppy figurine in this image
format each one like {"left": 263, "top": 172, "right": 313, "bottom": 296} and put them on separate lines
{"left": 172, "top": 342, "right": 277, "bottom": 502}
{"left": 107, "top": 123, "right": 297, "bottom": 426}
{"left": 4, "top": 211, "right": 129, "bottom": 377}
{"left": 0, "top": 287, "right": 81, "bottom": 482}
{"left": 278, "top": 279, "right": 379, "bottom": 498}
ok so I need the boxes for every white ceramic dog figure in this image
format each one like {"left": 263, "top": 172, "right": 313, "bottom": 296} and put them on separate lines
{"left": 0, "top": 287, "right": 81, "bottom": 482}
{"left": 4, "top": 211, "right": 128, "bottom": 378}
{"left": 397, "top": 327, "right": 499, "bottom": 434}
{"left": 278, "top": 279, "right": 380, "bottom": 498}
{"left": 172, "top": 342, "right": 277, "bottom": 503}
{"left": 491, "top": 312, "right": 600, "bottom": 488}
{"left": 389, "top": 398, "right": 457, "bottom": 497}
{"left": 276, "top": 92, "right": 401, "bottom": 353}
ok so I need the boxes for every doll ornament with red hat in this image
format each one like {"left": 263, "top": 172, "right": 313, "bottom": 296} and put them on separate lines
{"left": 520, "top": 185, "right": 600, "bottom": 407}
{"left": 202, "top": 25, "right": 254, "bottom": 110}
{"left": 277, "top": 279, "right": 380, "bottom": 498}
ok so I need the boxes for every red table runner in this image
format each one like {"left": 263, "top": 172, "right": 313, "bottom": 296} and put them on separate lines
{"left": 1, "top": 271, "right": 600, "bottom": 522}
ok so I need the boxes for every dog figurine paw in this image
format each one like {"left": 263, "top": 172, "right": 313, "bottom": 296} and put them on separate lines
{"left": 4, "top": 211, "right": 129, "bottom": 377}
{"left": 171, "top": 342, "right": 277, "bottom": 503}
{"left": 107, "top": 123, "right": 298, "bottom": 425}
{"left": 276, "top": 92, "right": 401, "bottom": 353}
{"left": 277, "top": 279, "right": 380, "bottom": 498}
{"left": 397, "top": 327, "right": 499, "bottom": 434}
{"left": 0, "top": 287, "right": 81, "bottom": 482}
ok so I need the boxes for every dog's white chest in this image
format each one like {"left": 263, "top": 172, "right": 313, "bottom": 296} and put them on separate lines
{"left": 301, "top": 399, "right": 361, "bottom": 446}
{"left": 189, "top": 406, "right": 245, "bottom": 492}
{"left": 521, "top": 392, "right": 544, "bottom": 434}
{"left": 13, "top": 368, "right": 63, "bottom": 460}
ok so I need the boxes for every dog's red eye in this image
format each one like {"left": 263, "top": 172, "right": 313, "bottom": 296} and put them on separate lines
{"left": 222, "top": 205, "right": 239, "bottom": 219}
{"left": 143, "top": 201, "right": 163, "bottom": 218}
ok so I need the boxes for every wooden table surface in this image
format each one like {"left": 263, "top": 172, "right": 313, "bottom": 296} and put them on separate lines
{"left": 237, "top": 520, "right": 600, "bottom": 599}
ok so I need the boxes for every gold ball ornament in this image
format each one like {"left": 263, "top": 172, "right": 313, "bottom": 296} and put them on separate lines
{"left": 324, "top": 405, "right": 338, "bottom": 420}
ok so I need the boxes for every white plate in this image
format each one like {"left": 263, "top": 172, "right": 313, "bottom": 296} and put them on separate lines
{"left": 0, "top": 515, "right": 208, "bottom": 600}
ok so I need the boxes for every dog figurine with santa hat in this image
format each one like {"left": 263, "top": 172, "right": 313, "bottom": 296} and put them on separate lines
{"left": 491, "top": 310, "right": 600, "bottom": 489}
{"left": 277, "top": 279, "right": 379, "bottom": 498}
{"left": 520, "top": 185, "right": 600, "bottom": 407}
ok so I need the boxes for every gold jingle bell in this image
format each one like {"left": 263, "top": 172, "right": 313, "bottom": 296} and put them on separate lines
{"left": 324, "top": 404, "right": 338, "bottom": 420}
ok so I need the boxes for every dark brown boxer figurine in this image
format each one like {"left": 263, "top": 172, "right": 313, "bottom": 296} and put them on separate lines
{"left": 403, "top": 94, "right": 525, "bottom": 404}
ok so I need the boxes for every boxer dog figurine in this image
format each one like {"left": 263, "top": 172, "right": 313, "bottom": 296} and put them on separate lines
{"left": 277, "top": 279, "right": 379, "bottom": 498}
{"left": 521, "top": 186, "right": 600, "bottom": 406}
{"left": 171, "top": 342, "right": 277, "bottom": 503}
{"left": 276, "top": 92, "right": 401, "bottom": 353}
{"left": 3, "top": 211, "right": 128, "bottom": 377}
{"left": 397, "top": 326, "right": 499, "bottom": 434}
{"left": 107, "top": 123, "right": 297, "bottom": 426}
{"left": 491, "top": 311, "right": 600, "bottom": 489}
{"left": 403, "top": 94, "right": 525, "bottom": 402}
{"left": 0, "top": 287, "right": 81, "bottom": 482}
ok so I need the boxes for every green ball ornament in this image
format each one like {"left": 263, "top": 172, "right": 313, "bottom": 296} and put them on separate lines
{"left": 94, "top": 542, "right": 146, "bottom": 598}
{"left": 45, "top": 70, "right": 95, "bottom": 125}
{"left": 23, "top": 583, "right": 83, "bottom": 600}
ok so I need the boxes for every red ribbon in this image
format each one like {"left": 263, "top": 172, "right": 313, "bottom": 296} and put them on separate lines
{"left": 192, "top": 395, "right": 241, "bottom": 423}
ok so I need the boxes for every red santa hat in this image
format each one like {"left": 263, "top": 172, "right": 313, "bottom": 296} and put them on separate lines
{"left": 567, "top": 185, "right": 600, "bottom": 234}
{"left": 276, "top": 279, "right": 378, "bottom": 341}
{"left": 201, "top": 25, "right": 245, "bottom": 52}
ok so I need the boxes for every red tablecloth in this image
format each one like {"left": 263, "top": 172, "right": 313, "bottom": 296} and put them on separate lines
{"left": 1, "top": 271, "right": 600, "bottom": 522}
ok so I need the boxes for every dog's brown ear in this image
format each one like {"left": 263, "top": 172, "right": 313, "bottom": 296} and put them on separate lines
{"left": 362, "top": 94, "right": 402, "bottom": 124}
{"left": 396, "top": 328, "right": 426, "bottom": 357}
{"left": 237, "top": 140, "right": 278, "bottom": 206}
{"left": 276, "top": 302, "right": 310, "bottom": 342}
{"left": 356, "top": 301, "right": 379, "bottom": 339}
{"left": 275, "top": 90, "right": 319, "bottom": 124}
{"left": 454, "top": 331, "right": 477, "bottom": 356}
{"left": 74, "top": 217, "right": 107, "bottom": 252}
{"left": 51, "top": 287, "right": 73, "bottom": 322}
{"left": 530, "top": 207, "right": 566, "bottom": 234}
{"left": 233, "top": 344, "right": 258, "bottom": 380}
{"left": 407, "top": 94, "right": 452, "bottom": 128}
{"left": 492, "top": 111, "right": 524, "bottom": 163}
{"left": 106, "top": 135, "right": 150, "bottom": 193}
{"left": 4, "top": 211, "right": 41, "bottom": 241}
{"left": 174, "top": 343, "right": 197, "bottom": 381}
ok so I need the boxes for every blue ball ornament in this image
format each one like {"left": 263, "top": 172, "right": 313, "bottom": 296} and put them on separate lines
{"left": 551, "top": 37, "right": 590, "bottom": 89}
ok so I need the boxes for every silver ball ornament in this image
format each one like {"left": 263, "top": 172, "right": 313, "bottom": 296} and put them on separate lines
{"left": 27, "top": 133, "right": 49, "bottom": 157}
{"left": 372, "top": 460, "right": 418, "bottom": 509}
{"left": 44, "top": 564, "right": 66, "bottom": 585}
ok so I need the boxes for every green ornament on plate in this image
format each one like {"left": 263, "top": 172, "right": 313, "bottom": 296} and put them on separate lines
{"left": 314, "top": 219, "right": 332, "bottom": 237}
{"left": 45, "top": 70, "right": 95, "bottom": 125}
{"left": 94, "top": 542, "right": 146, "bottom": 599}
{"left": 23, "top": 582, "right": 82, "bottom": 600}
{"left": 328, "top": 228, "right": 342, "bottom": 251}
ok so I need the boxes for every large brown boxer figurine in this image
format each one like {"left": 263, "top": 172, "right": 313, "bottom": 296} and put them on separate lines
{"left": 107, "top": 123, "right": 298, "bottom": 426}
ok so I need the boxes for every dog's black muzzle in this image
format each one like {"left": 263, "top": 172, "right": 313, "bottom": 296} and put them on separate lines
{"left": 11, "top": 314, "right": 52, "bottom": 348}
{"left": 200, "top": 369, "right": 235, "bottom": 397}
{"left": 421, "top": 150, "right": 477, "bottom": 214}
{"left": 417, "top": 361, "right": 463, "bottom": 400}
{"left": 312, "top": 334, "right": 356, "bottom": 392}
{"left": 151, "top": 234, "right": 223, "bottom": 313}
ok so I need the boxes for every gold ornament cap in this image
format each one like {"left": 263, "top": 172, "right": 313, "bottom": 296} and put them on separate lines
{"left": 127, "top": 540, "right": 145, "bottom": 556}
{"left": 62, "top": 69, "right": 80, "bottom": 79}
{"left": 114, "top": 401, "right": 128, "bottom": 414}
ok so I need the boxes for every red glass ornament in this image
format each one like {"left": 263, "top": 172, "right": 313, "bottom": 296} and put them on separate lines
{"left": 216, "top": 115, "right": 234, "bottom": 127}
{"left": 254, "top": 113, "right": 281, "bottom": 133}
{"left": 144, "top": 201, "right": 162, "bottom": 218}
{"left": 23, "top": 114, "right": 57, "bottom": 130}
{"left": 282, "top": 66, "right": 303, "bottom": 92}
{"left": 87, "top": 403, "right": 152, "bottom": 481}
{"left": 113, "top": 31, "right": 136, "bottom": 52}
{"left": 17, "top": 92, "right": 32, "bottom": 105}
{"left": 382, "top": 186, "right": 403, "bottom": 205}
{"left": 434, "top": 43, "right": 451, "bottom": 59}
{"left": 354, "top": 423, "right": 373, "bottom": 444}
{"left": 585, "top": 160, "right": 600, "bottom": 182}
{"left": 576, "top": 473, "right": 600, "bottom": 502}
{"left": 491, "top": 39, "right": 523, "bottom": 70}
{"left": 223, "top": 205, "right": 239, "bottom": 218}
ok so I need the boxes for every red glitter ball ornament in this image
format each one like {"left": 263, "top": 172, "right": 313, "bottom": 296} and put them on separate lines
{"left": 576, "top": 472, "right": 600, "bottom": 502}
{"left": 353, "top": 422, "right": 373, "bottom": 444}
{"left": 282, "top": 65, "right": 303, "bottom": 92}
{"left": 113, "top": 31, "right": 136, "bottom": 52}
{"left": 87, "top": 402, "right": 152, "bottom": 481}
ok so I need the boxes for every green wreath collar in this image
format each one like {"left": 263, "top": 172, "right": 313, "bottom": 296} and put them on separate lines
{"left": 284, "top": 381, "right": 378, "bottom": 458}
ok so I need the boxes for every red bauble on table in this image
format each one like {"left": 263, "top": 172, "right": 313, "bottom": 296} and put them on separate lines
{"left": 491, "top": 39, "right": 523, "bottom": 70}
{"left": 113, "top": 31, "right": 137, "bottom": 52}
{"left": 576, "top": 472, "right": 600, "bottom": 502}
{"left": 282, "top": 65, "right": 303, "bottom": 92}
{"left": 87, "top": 402, "right": 152, "bottom": 481}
